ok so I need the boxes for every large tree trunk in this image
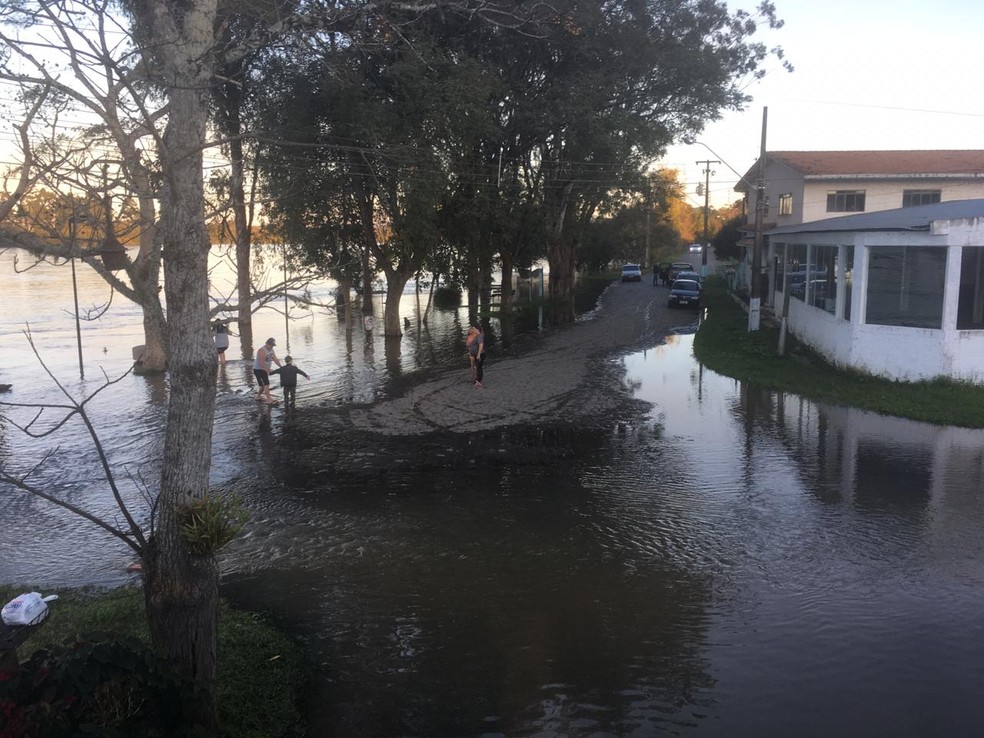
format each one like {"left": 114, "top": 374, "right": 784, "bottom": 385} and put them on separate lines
{"left": 230, "top": 132, "right": 254, "bottom": 352}
{"left": 359, "top": 185, "right": 375, "bottom": 314}
{"left": 499, "top": 251, "right": 514, "bottom": 345}
{"left": 383, "top": 277, "right": 407, "bottom": 336}
{"left": 547, "top": 233, "right": 576, "bottom": 325}
{"left": 131, "top": 0, "right": 220, "bottom": 731}
{"left": 335, "top": 276, "right": 351, "bottom": 317}
{"left": 214, "top": 56, "right": 255, "bottom": 350}
{"left": 545, "top": 177, "right": 576, "bottom": 324}
{"left": 136, "top": 303, "right": 168, "bottom": 373}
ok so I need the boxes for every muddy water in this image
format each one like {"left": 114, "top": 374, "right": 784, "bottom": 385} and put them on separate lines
{"left": 220, "top": 337, "right": 984, "bottom": 737}
{"left": 4, "top": 249, "right": 984, "bottom": 736}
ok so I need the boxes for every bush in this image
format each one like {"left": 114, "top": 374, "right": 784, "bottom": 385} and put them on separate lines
{"left": 0, "top": 586, "right": 306, "bottom": 738}
{"left": 432, "top": 286, "right": 462, "bottom": 308}
{"left": 0, "top": 639, "right": 197, "bottom": 737}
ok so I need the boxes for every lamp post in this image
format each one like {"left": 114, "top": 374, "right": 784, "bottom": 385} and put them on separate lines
{"left": 67, "top": 200, "right": 85, "bottom": 379}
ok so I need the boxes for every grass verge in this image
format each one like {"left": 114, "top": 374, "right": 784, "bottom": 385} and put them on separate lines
{"left": 694, "top": 278, "right": 984, "bottom": 428}
{"left": 0, "top": 584, "right": 305, "bottom": 737}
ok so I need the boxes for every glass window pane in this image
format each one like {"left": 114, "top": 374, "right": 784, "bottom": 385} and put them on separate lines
{"left": 865, "top": 246, "right": 945, "bottom": 329}
{"left": 957, "top": 246, "right": 984, "bottom": 329}
{"left": 844, "top": 246, "right": 854, "bottom": 321}
{"left": 811, "top": 245, "right": 837, "bottom": 314}
{"left": 902, "top": 190, "right": 942, "bottom": 208}
{"left": 827, "top": 190, "right": 866, "bottom": 213}
{"left": 786, "top": 244, "right": 808, "bottom": 302}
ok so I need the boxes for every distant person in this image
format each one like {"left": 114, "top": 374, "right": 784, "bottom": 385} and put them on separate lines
{"left": 213, "top": 320, "right": 231, "bottom": 365}
{"left": 254, "top": 337, "right": 282, "bottom": 404}
{"left": 466, "top": 321, "right": 485, "bottom": 388}
{"left": 270, "top": 356, "right": 310, "bottom": 407}
{"left": 652, "top": 264, "right": 659, "bottom": 286}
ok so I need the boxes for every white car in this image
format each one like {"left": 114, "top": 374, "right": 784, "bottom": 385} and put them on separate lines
{"left": 688, "top": 243, "right": 703, "bottom": 253}
{"left": 620, "top": 264, "right": 642, "bottom": 282}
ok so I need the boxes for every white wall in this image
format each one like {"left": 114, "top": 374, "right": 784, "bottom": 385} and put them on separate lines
{"left": 801, "top": 179, "right": 984, "bottom": 224}
{"left": 776, "top": 225, "right": 984, "bottom": 384}
{"left": 744, "top": 163, "right": 984, "bottom": 227}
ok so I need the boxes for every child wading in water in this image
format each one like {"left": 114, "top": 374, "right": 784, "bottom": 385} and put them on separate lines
{"left": 270, "top": 356, "right": 310, "bottom": 407}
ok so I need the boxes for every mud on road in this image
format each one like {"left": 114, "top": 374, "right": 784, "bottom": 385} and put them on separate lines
{"left": 273, "top": 281, "right": 700, "bottom": 482}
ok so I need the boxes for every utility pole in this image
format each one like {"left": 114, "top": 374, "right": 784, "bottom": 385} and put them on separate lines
{"left": 696, "top": 159, "right": 719, "bottom": 270}
{"left": 749, "top": 106, "right": 768, "bottom": 332}
{"left": 645, "top": 186, "right": 652, "bottom": 267}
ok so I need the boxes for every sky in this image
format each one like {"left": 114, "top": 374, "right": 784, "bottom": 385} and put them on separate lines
{"left": 3, "top": 1, "right": 984, "bottom": 215}
{"left": 662, "top": 0, "right": 984, "bottom": 209}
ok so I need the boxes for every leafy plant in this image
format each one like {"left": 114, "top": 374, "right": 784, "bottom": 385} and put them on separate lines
{"left": 178, "top": 494, "right": 249, "bottom": 556}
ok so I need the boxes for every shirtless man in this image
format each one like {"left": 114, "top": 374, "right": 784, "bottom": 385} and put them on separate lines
{"left": 254, "top": 337, "right": 283, "bottom": 403}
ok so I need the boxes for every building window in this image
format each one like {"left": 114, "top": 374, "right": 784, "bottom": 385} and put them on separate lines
{"left": 957, "top": 246, "right": 984, "bottom": 329}
{"left": 843, "top": 245, "right": 854, "bottom": 322}
{"left": 902, "top": 189, "right": 941, "bottom": 208}
{"left": 812, "top": 245, "right": 837, "bottom": 315}
{"left": 865, "top": 246, "right": 945, "bottom": 329}
{"left": 774, "top": 243, "right": 786, "bottom": 292}
{"left": 778, "top": 193, "right": 793, "bottom": 216}
{"left": 826, "top": 190, "right": 865, "bottom": 213}
{"left": 785, "top": 244, "right": 808, "bottom": 302}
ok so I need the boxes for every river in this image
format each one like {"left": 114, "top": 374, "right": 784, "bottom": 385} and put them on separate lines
{"left": 2, "top": 247, "right": 984, "bottom": 737}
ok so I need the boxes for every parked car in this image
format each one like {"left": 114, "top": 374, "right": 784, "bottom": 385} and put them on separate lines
{"left": 676, "top": 270, "right": 703, "bottom": 287}
{"left": 668, "top": 278, "right": 701, "bottom": 309}
{"left": 667, "top": 262, "right": 694, "bottom": 282}
{"left": 621, "top": 263, "right": 642, "bottom": 282}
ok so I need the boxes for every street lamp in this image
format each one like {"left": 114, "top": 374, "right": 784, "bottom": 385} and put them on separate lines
{"left": 67, "top": 202, "right": 85, "bottom": 379}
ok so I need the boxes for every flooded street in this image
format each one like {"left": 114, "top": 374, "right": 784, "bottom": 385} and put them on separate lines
{"left": 3, "top": 249, "right": 984, "bottom": 736}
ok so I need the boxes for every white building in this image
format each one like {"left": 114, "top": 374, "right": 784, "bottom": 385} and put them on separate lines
{"left": 736, "top": 150, "right": 984, "bottom": 228}
{"left": 766, "top": 199, "right": 984, "bottom": 383}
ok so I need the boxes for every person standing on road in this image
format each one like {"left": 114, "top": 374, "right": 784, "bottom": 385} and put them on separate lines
{"left": 652, "top": 264, "right": 659, "bottom": 286}
{"left": 270, "top": 355, "right": 310, "bottom": 407}
{"left": 467, "top": 321, "right": 485, "bottom": 388}
{"left": 254, "top": 337, "right": 282, "bottom": 403}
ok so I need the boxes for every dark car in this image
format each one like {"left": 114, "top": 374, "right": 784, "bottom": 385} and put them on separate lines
{"left": 667, "top": 262, "right": 694, "bottom": 282}
{"left": 668, "top": 278, "right": 701, "bottom": 309}
{"left": 675, "top": 270, "right": 703, "bottom": 287}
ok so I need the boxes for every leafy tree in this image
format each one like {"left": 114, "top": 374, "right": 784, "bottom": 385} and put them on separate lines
{"left": 577, "top": 168, "right": 683, "bottom": 271}
{"left": 210, "top": 0, "right": 301, "bottom": 349}
{"left": 0, "top": 1, "right": 169, "bottom": 370}
{"left": 473, "top": 0, "right": 787, "bottom": 322}
{"left": 712, "top": 211, "right": 746, "bottom": 261}
{"left": 255, "top": 7, "right": 500, "bottom": 336}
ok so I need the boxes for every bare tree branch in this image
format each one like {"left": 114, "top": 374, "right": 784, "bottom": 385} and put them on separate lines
{"left": 0, "top": 329, "right": 149, "bottom": 552}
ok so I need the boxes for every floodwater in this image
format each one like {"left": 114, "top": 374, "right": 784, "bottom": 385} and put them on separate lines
{"left": 4, "top": 248, "right": 984, "bottom": 737}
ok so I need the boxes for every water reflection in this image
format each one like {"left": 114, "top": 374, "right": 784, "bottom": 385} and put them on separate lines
{"left": 222, "top": 425, "right": 717, "bottom": 737}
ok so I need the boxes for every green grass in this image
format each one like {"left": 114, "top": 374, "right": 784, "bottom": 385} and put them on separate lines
{"left": 0, "top": 584, "right": 306, "bottom": 737}
{"left": 694, "top": 278, "right": 984, "bottom": 428}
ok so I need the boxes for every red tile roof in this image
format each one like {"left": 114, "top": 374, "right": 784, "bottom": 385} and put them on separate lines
{"left": 769, "top": 150, "right": 984, "bottom": 176}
